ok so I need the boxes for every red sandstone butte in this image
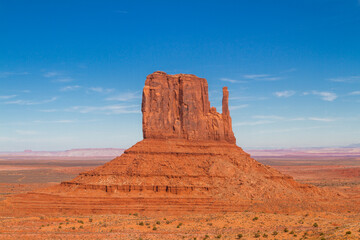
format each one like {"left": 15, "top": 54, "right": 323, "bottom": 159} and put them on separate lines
{"left": 142, "top": 71, "right": 236, "bottom": 144}
{"left": 0, "top": 71, "right": 347, "bottom": 216}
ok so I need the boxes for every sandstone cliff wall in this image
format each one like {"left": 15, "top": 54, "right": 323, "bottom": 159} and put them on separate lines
{"left": 142, "top": 71, "right": 236, "bottom": 144}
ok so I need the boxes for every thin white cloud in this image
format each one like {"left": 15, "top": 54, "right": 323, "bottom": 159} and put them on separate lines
{"left": 229, "top": 104, "right": 249, "bottom": 110}
{"left": 219, "top": 78, "right": 247, "bottom": 84}
{"left": 304, "top": 91, "right": 337, "bottom": 101}
{"left": 39, "top": 109, "right": 58, "bottom": 112}
{"left": 328, "top": 76, "right": 360, "bottom": 83}
{"left": 243, "top": 74, "right": 282, "bottom": 81}
{"left": 229, "top": 96, "right": 267, "bottom": 101}
{"left": 5, "top": 97, "right": 57, "bottom": 105}
{"left": 253, "top": 115, "right": 284, "bottom": 120}
{"left": 349, "top": 91, "right": 360, "bottom": 95}
{"left": 53, "top": 77, "right": 73, "bottom": 83}
{"left": 274, "top": 90, "right": 295, "bottom": 98}
{"left": 15, "top": 130, "right": 38, "bottom": 135}
{"left": 33, "top": 120, "right": 75, "bottom": 124}
{"left": 0, "top": 72, "right": 29, "bottom": 78}
{"left": 43, "top": 71, "right": 61, "bottom": 78}
{"left": 234, "top": 120, "right": 274, "bottom": 126}
{"left": 256, "top": 126, "right": 327, "bottom": 135}
{"left": 252, "top": 115, "right": 336, "bottom": 123}
{"left": 0, "top": 95, "right": 17, "bottom": 100}
{"left": 67, "top": 104, "right": 140, "bottom": 114}
{"left": 106, "top": 92, "right": 141, "bottom": 101}
{"left": 308, "top": 117, "right": 336, "bottom": 122}
{"left": 88, "top": 87, "right": 115, "bottom": 93}
{"left": 60, "top": 85, "right": 81, "bottom": 91}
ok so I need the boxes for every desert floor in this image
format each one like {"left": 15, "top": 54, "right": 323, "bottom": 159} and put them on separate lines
{"left": 0, "top": 156, "right": 359, "bottom": 240}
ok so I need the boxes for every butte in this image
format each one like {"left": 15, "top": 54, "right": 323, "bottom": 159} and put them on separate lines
{"left": 1, "top": 71, "right": 341, "bottom": 216}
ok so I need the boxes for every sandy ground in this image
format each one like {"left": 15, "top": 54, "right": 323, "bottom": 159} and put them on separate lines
{"left": 0, "top": 157, "right": 359, "bottom": 239}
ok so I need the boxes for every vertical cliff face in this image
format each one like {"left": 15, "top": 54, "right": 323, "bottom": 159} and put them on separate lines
{"left": 142, "top": 71, "right": 236, "bottom": 144}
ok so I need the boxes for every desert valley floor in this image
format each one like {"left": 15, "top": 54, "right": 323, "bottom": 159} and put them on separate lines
{"left": 0, "top": 156, "right": 359, "bottom": 240}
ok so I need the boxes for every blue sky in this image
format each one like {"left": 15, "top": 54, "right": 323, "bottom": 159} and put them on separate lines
{"left": 1, "top": 0, "right": 360, "bottom": 151}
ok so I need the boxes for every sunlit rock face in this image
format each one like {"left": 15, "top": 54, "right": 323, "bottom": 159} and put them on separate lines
{"left": 142, "top": 71, "right": 236, "bottom": 144}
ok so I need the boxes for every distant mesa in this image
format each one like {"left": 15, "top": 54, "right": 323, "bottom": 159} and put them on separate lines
{"left": 1, "top": 71, "right": 347, "bottom": 216}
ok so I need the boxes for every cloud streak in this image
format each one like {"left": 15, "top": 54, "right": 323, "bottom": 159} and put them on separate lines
{"left": 328, "top": 76, "right": 360, "bottom": 83}
{"left": 274, "top": 90, "right": 295, "bottom": 98}
{"left": 67, "top": 104, "right": 140, "bottom": 114}
{"left": 60, "top": 85, "right": 81, "bottom": 91}
{"left": 243, "top": 74, "right": 282, "bottom": 81}
{"left": 5, "top": 97, "right": 57, "bottom": 105}
{"left": 0, "top": 95, "right": 17, "bottom": 100}
{"left": 304, "top": 91, "right": 337, "bottom": 101}
{"left": 349, "top": 91, "right": 360, "bottom": 95}
{"left": 106, "top": 91, "right": 141, "bottom": 101}
{"left": 15, "top": 130, "right": 39, "bottom": 135}
{"left": 219, "top": 78, "right": 247, "bottom": 83}
{"left": 88, "top": 87, "right": 115, "bottom": 93}
{"left": 0, "top": 72, "right": 29, "bottom": 78}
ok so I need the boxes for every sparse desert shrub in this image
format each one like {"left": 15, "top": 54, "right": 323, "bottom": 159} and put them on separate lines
{"left": 254, "top": 232, "right": 260, "bottom": 238}
{"left": 79, "top": 225, "right": 83, "bottom": 229}
{"left": 313, "top": 223, "right": 318, "bottom": 227}
{"left": 236, "top": 233, "right": 243, "bottom": 239}
{"left": 39, "top": 216, "right": 44, "bottom": 220}
{"left": 58, "top": 226, "right": 61, "bottom": 229}
{"left": 133, "top": 213, "right": 138, "bottom": 216}
{"left": 290, "top": 230, "right": 294, "bottom": 234}
{"left": 320, "top": 238, "right": 326, "bottom": 240}
{"left": 319, "top": 232, "right": 324, "bottom": 236}
{"left": 272, "top": 231, "right": 278, "bottom": 236}
{"left": 263, "top": 233, "right": 268, "bottom": 238}
{"left": 65, "top": 219, "right": 69, "bottom": 222}
{"left": 207, "top": 223, "right": 213, "bottom": 226}
{"left": 166, "top": 220, "right": 170, "bottom": 224}
{"left": 156, "top": 221, "right": 160, "bottom": 225}
{"left": 204, "top": 234, "right": 210, "bottom": 239}
{"left": 215, "top": 234, "right": 221, "bottom": 239}
{"left": 252, "top": 217, "right": 259, "bottom": 221}
{"left": 78, "top": 220, "right": 84, "bottom": 224}
{"left": 72, "top": 227, "right": 75, "bottom": 230}
{"left": 177, "top": 223, "right": 183, "bottom": 228}
{"left": 152, "top": 226, "right": 157, "bottom": 230}
{"left": 345, "top": 231, "right": 351, "bottom": 235}
{"left": 145, "top": 222, "right": 150, "bottom": 226}
{"left": 284, "top": 228, "right": 289, "bottom": 232}
{"left": 89, "top": 218, "right": 93, "bottom": 223}
{"left": 138, "top": 221, "right": 144, "bottom": 226}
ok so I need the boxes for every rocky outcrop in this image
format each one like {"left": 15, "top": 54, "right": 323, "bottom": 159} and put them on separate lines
{"left": 1, "top": 71, "right": 343, "bottom": 216}
{"left": 142, "top": 71, "right": 236, "bottom": 144}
